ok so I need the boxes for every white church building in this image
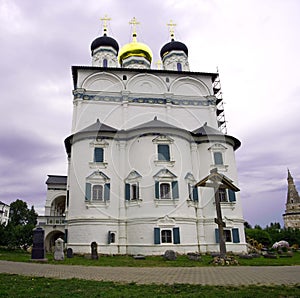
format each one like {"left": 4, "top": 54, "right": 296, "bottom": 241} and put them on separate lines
{"left": 38, "top": 18, "right": 247, "bottom": 255}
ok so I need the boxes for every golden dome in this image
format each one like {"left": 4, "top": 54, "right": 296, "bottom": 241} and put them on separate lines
{"left": 118, "top": 37, "right": 153, "bottom": 64}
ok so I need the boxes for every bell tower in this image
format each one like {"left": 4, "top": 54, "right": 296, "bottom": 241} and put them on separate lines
{"left": 283, "top": 169, "right": 300, "bottom": 229}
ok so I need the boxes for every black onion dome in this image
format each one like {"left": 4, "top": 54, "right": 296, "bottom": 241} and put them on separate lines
{"left": 90, "top": 34, "right": 119, "bottom": 55}
{"left": 160, "top": 40, "right": 188, "bottom": 59}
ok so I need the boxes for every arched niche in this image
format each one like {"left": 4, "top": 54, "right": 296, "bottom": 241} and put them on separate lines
{"left": 82, "top": 72, "right": 124, "bottom": 92}
{"left": 50, "top": 195, "right": 66, "bottom": 216}
{"left": 170, "top": 77, "right": 211, "bottom": 96}
{"left": 126, "top": 73, "right": 167, "bottom": 94}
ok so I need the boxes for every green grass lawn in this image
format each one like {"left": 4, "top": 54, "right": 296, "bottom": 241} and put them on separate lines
{"left": 0, "top": 274, "right": 299, "bottom": 298}
{"left": 0, "top": 247, "right": 300, "bottom": 267}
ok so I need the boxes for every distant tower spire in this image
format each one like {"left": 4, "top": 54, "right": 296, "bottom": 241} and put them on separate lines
{"left": 167, "top": 20, "right": 177, "bottom": 41}
{"left": 283, "top": 169, "right": 300, "bottom": 229}
{"left": 100, "top": 14, "right": 111, "bottom": 36}
{"left": 286, "top": 169, "right": 299, "bottom": 204}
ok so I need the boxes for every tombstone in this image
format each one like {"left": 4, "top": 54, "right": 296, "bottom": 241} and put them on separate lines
{"left": 54, "top": 238, "right": 64, "bottom": 261}
{"left": 187, "top": 252, "right": 201, "bottom": 261}
{"left": 91, "top": 241, "right": 98, "bottom": 260}
{"left": 163, "top": 250, "right": 177, "bottom": 261}
{"left": 31, "top": 227, "right": 46, "bottom": 260}
{"left": 66, "top": 247, "right": 73, "bottom": 258}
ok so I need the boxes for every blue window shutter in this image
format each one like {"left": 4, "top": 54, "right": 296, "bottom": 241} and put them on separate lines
{"left": 214, "top": 152, "right": 223, "bottom": 165}
{"left": 94, "top": 148, "right": 104, "bottom": 162}
{"left": 228, "top": 189, "right": 236, "bottom": 202}
{"left": 85, "top": 183, "right": 91, "bottom": 201}
{"left": 215, "top": 228, "right": 220, "bottom": 243}
{"left": 104, "top": 183, "right": 110, "bottom": 201}
{"left": 173, "top": 227, "right": 180, "bottom": 244}
{"left": 232, "top": 228, "right": 240, "bottom": 243}
{"left": 192, "top": 186, "right": 199, "bottom": 202}
{"left": 172, "top": 181, "right": 179, "bottom": 199}
{"left": 155, "top": 181, "right": 159, "bottom": 199}
{"left": 158, "top": 144, "right": 170, "bottom": 161}
{"left": 154, "top": 227, "right": 160, "bottom": 244}
{"left": 125, "top": 183, "right": 130, "bottom": 201}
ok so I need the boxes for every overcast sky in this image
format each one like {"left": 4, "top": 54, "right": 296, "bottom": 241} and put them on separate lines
{"left": 1, "top": 0, "right": 299, "bottom": 227}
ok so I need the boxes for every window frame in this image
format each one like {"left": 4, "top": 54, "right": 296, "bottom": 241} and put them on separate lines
{"left": 152, "top": 135, "right": 175, "bottom": 166}
{"left": 89, "top": 140, "right": 109, "bottom": 169}
{"left": 92, "top": 184, "right": 104, "bottom": 201}
{"left": 85, "top": 171, "right": 110, "bottom": 204}
{"left": 215, "top": 228, "right": 240, "bottom": 243}
{"left": 154, "top": 227, "right": 180, "bottom": 245}
{"left": 155, "top": 181, "right": 179, "bottom": 201}
{"left": 157, "top": 144, "right": 170, "bottom": 161}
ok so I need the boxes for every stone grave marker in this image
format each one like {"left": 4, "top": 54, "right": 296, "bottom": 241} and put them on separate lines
{"left": 91, "top": 241, "right": 98, "bottom": 259}
{"left": 67, "top": 247, "right": 73, "bottom": 258}
{"left": 163, "top": 250, "right": 176, "bottom": 260}
{"left": 31, "top": 227, "right": 46, "bottom": 260}
{"left": 54, "top": 238, "right": 64, "bottom": 261}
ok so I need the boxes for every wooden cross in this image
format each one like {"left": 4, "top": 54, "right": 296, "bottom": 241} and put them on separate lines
{"left": 100, "top": 15, "right": 111, "bottom": 34}
{"left": 167, "top": 20, "right": 176, "bottom": 40}
{"left": 195, "top": 168, "right": 240, "bottom": 259}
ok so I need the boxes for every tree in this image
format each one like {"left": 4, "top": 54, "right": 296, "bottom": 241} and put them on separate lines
{"left": 245, "top": 228, "right": 272, "bottom": 247}
{"left": 5, "top": 199, "right": 38, "bottom": 249}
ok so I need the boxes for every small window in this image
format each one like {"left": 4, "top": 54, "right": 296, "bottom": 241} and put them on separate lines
{"left": 108, "top": 231, "right": 115, "bottom": 244}
{"left": 103, "top": 59, "right": 108, "bottom": 68}
{"left": 93, "top": 185, "right": 103, "bottom": 201}
{"left": 154, "top": 227, "right": 180, "bottom": 244}
{"left": 158, "top": 144, "right": 170, "bottom": 161}
{"left": 177, "top": 62, "right": 182, "bottom": 71}
{"left": 123, "top": 75, "right": 127, "bottom": 80}
{"left": 125, "top": 183, "right": 139, "bottom": 201}
{"left": 215, "top": 229, "right": 235, "bottom": 243}
{"left": 161, "top": 230, "right": 172, "bottom": 243}
{"left": 224, "top": 230, "right": 232, "bottom": 242}
{"left": 214, "top": 152, "right": 223, "bottom": 165}
{"left": 155, "top": 181, "right": 179, "bottom": 200}
{"left": 218, "top": 188, "right": 227, "bottom": 202}
{"left": 131, "top": 184, "right": 138, "bottom": 200}
{"left": 85, "top": 182, "right": 110, "bottom": 202}
{"left": 94, "top": 148, "right": 104, "bottom": 162}
{"left": 166, "top": 77, "right": 169, "bottom": 83}
{"left": 160, "top": 183, "right": 171, "bottom": 199}
{"left": 188, "top": 184, "right": 199, "bottom": 202}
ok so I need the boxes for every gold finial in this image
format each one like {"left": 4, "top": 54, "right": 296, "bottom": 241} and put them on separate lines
{"left": 167, "top": 20, "right": 176, "bottom": 40}
{"left": 129, "top": 17, "right": 140, "bottom": 42}
{"left": 156, "top": 60, "right": 162, "bottom": 70}
{"left": 100, "top": 14, "right": 111, "bottom": 35}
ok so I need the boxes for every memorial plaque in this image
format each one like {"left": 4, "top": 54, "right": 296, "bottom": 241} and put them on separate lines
{"left": 31, "top": 227, "right": 46, "bottom": 260}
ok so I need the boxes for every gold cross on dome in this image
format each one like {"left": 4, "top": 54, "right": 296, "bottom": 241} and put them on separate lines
{"left": 167, "top": 20, "right": 176, "bottom": 39}
{"left": 100, "top": 14, "right": 111, "bottom": 34}
{"left": 129, "top": 17, "right": 140, "bottom": 39}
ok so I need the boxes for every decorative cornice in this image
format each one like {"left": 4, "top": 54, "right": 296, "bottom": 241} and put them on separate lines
{"left": 73, "top": 91, "right": 216, "bottom": 106}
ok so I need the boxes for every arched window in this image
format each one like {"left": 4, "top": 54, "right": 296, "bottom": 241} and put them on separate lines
{"left": 103, "top": 59, "right": 108, "bottom": 68}
{"left": 93, "top": 185, "right": 103, "bottom": 201}
{"left": 177, "top": 62, "right": 182, "bottom": 71}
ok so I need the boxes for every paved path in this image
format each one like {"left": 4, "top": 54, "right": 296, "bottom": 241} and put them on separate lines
{"left": 0, "top": 261, "right": 300, "bottom": 285}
